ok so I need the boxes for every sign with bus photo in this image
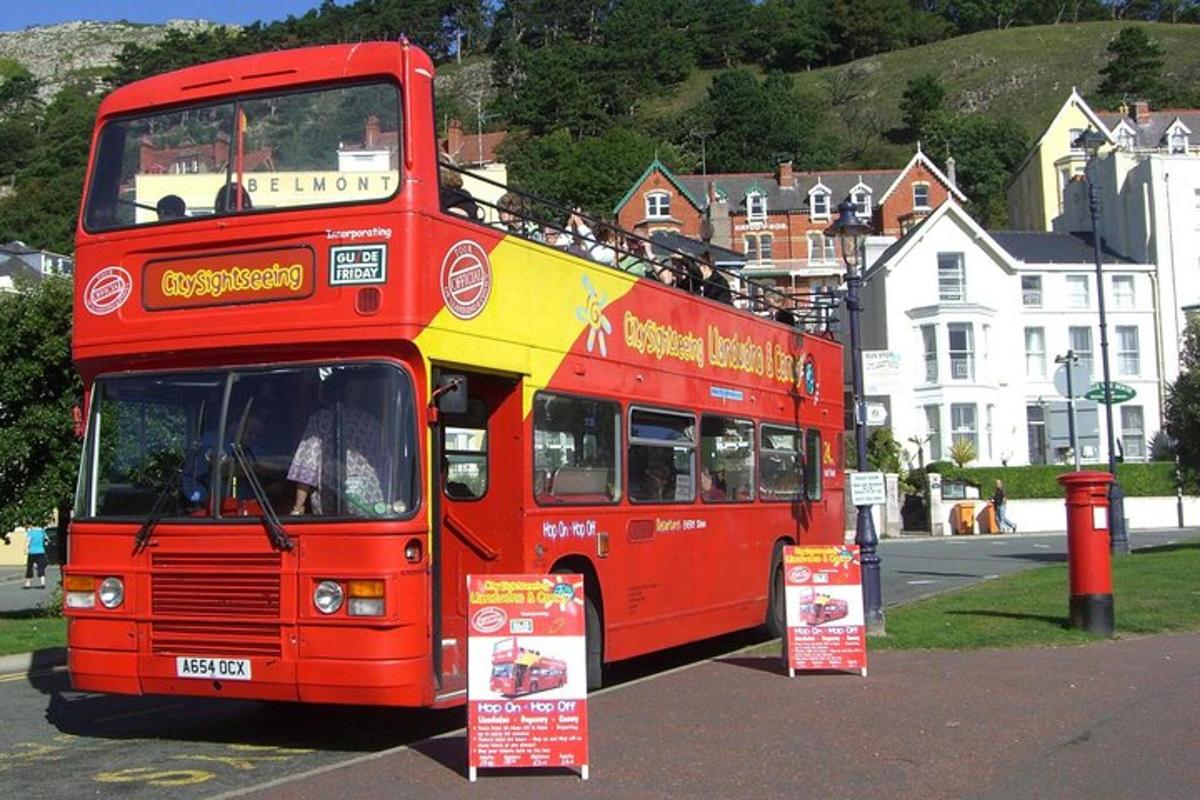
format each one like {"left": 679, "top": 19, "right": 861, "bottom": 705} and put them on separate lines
{"left": 467, "top": 573, "right": 589, "bottom": 781}
{"left": 783, "top": 545, "right": 867, "bottom": 677}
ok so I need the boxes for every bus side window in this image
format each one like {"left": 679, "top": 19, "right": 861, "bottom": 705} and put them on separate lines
{"left": 628, "top": 408, "right": 695, "bottom": 504}
{"left": 805, "top": 429, "right": 823, "bottom": 500}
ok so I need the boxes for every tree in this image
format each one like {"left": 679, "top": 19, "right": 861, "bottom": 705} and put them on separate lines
{"left": 866, "top": 428, "right": 903, "bottom": 473}
{"left": 0, "top": 276, "right": 81, "bottom": 534}
{"left": 899, "top": 72, "right": 946, "bottom": 141}
{"left": 948, "top": 437, "right": 977, "bottom": 468}
{"left": 922, "top": 111, "right": 1029, "bottom": 226}
{"left": 1165, "top": 316, "right": 1200, "bottom": 485}
{"left": 1095, "top": 26, "right": 1169, "bottom": 108}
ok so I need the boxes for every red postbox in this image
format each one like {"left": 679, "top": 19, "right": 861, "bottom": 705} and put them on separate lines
{"left": 1058, "top": 471, "right": 1115, "bottom": 636}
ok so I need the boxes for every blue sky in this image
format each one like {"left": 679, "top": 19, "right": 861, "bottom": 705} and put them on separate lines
{"left": 1, "top": 2, "right": 337, "bottom": 30}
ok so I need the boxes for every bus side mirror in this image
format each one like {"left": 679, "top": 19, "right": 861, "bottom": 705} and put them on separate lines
{"left": 436, "top": 373, "right": 468, "bottom": 415}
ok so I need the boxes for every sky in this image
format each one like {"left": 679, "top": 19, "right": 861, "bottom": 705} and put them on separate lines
{"left": 0, "top": 1, "right": 338, "bottom": 30}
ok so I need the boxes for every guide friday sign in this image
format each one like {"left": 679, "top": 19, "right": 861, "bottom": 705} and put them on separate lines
{"left": 467, "top": 573, "right": 589, "bottom": 781}
{"left": 783, "top": 545, "right": 867, "bottom": 678}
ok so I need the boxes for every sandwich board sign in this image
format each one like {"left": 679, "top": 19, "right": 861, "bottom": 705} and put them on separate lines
{"left": 467, "top": 573, "right": 589, "bottom": 781}
{"left": 783, "top": 545, "right": 868, "bottom": 677}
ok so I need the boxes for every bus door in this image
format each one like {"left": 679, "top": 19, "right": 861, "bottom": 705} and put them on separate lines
{"left": 432, "top": 370, "right": 523, "bottom": 697}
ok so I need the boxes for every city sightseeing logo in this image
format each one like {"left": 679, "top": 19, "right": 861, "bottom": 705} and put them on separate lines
{"left": 575, "top": 275, "right": 612, "bottom": 357}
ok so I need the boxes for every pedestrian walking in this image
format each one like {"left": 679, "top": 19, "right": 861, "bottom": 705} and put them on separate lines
{"left": 23, "top": 525, "right": 48, "bottom": 589}
{"left": 992, "top": 479, "right": 1017, "bottom": 533}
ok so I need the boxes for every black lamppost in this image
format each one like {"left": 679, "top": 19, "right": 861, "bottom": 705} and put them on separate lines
{"left": 827, "top": 200, "right": 885, "bottom": 634}
{"left": 1073, "top": 129, "right": 1130, "bottom": 556}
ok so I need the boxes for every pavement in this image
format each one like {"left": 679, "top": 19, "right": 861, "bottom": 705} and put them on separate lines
{"left": 2, "top": 532, "right": 1196, "bottom": 799}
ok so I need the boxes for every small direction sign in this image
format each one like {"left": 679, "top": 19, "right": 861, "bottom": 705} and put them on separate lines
{"left": 1084, "top": 382, "right": 1136, "bottom": 404}
{"left": 849, "top": 471, "right": 886, "bottom": 506}
{"left": 864, "top": 402, "right": 888, "bottom": 425}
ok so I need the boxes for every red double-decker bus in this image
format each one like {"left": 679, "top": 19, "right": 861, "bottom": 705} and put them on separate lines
{"left": 489, "top": 638, "right": 568, "bottom": 698}
{"left": 64, "top": 41, "right": 845, "bottom": 708}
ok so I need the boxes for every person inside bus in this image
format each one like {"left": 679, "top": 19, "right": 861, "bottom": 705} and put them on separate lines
{"left": 288, "top": 378, "right": 386, "bottom": 516}
{"left": 214, "top": 182, "right": 252, "bottom": 214}
{"left": 700, "top": 466, "right": 726, "bottom": 501}
{"left": 156, "top": 194, "right": 187, "bottom": 220}
{"left": 635, "top": 461, "right": 674, "bottom": 502}
{"left": 696, "top": 253, "right": 733, "bottom": 304}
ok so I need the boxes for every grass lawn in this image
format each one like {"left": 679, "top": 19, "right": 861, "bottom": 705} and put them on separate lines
{"left": 0, "top": 609, "right": 67, "bottom": 657}
{"left": 873, "top": 541, "right": 1200, "bottom": 651}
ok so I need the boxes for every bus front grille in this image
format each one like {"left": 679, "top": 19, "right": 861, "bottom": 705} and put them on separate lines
{"left": 151, "top": 573, "right": 282, "bottom": 618}
{"left": 151, "top": 621, "right": 282, "bottom": 657}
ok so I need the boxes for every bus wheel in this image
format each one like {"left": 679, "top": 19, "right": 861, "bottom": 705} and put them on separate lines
{"left": 585, "top": 595, "right": 603, "bottom": 690}
{"left": 764, "top": 542, "right": 786, "bottom": 639}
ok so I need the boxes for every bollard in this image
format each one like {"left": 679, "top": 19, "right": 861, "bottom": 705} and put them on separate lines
{"left": 1058, "top": 471, "right": 1115, "bottom": 636}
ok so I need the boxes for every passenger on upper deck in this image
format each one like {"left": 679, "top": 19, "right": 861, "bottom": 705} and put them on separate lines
{"left": 214, "top": 183, "right": 252, "bottom": 213}
{"left": 695, "top": 253, "right": 733, "bottom": 305}
{"left": 439, "top": 156, "right": 480, "bottom": 220}
{"left": 496, "top": 192, "right": 544, "bottom": 242}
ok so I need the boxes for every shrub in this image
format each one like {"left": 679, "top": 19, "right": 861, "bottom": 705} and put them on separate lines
{"left": 925, "top": 462, "right": 1176, "bottom": 499}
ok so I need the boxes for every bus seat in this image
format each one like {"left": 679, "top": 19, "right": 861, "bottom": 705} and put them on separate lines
{"left": 550, "top": 466, "right": 609, "bottom": 499}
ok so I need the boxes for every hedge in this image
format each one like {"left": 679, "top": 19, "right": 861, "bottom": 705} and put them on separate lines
{"left": 916, "top": 462, "right": 1178, "bottom": 499}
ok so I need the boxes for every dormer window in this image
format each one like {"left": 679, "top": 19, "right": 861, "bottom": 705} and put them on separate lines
{"left": 1170, "top": 127, "right": 1189, "bottom": 155}
{"left": 645, "top": 191, "right": 670, "bottom": 219}
{"left": 851, "top": 182, "right": 872, "bottom": 218}
{"left": 1116, "top": 125, "right": 1136, "bottom": 150}
{"left": 810, "top": 193, "right": 829, "bottom": 219}
{"left": 913, "top": 182, "right": 930, "bottom": 210}
{"left": 747, "top": 191, "right": 767, "bottom": 220}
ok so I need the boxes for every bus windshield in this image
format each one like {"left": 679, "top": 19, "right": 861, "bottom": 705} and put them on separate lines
{"left": 83, "top": 81, "right": 400, "bottom": 231}
{"left": 78, "top": 363, "right": 419, "bottom": 521}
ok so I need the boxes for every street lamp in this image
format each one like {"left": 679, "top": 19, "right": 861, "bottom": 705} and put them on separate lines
{"left": 1073, "top": 129, "right": 1130, "bottom": 555}
{"left": 826, "top": 199, "right": 885, "bottom": 634}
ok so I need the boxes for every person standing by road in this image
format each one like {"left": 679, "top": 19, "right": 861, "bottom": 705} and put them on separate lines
{"left": 22, "top": 525, "right": 48, "bottom": 589}
{"left": 992, "top": 479, "right": 1017, "bottom": 533}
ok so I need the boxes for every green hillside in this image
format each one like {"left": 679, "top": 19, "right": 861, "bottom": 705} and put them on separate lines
{"left": 642, "top": 21, "right": 1200, "bottom": 156}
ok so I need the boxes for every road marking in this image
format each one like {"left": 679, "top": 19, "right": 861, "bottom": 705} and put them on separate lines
{"left": 95, "top": 767, "right": 215, "bottom": 787}
{"left": 906, "top": 580, "right": 938, "bottom": 585}
{"left": 1033, "top": 544, "right": 1051, "bottom": 549}
{"left": 0, "top": 666, "right": 66, "bottom": 684}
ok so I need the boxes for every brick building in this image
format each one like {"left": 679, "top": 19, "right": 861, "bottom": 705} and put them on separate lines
{"left": 613, "top": 149, "right": 964, "bottom": 303}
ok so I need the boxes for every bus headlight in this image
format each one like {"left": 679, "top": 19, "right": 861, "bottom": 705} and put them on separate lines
{"left": 347, "top": 579, "right": 384, "bottom": 616}
{"left": 98, "top": 577, "right": 124, "bottom": 609}
{"left": 313, "top": 580, "right": 344, "bottom": 615}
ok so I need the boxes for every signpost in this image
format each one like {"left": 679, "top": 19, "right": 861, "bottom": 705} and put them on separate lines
{"left": 467, "top": 573, "right": 589, "bottom": 782}
{"left": 1084, "top": 382, "right": 1136, "bottom": 404}
{"left": 783, "top": 545, "right": 867, "bottom": 677}
{"left": 864, "top": 402, "right": 888, "bottom": 426}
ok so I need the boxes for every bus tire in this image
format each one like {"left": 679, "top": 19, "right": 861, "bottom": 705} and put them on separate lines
{"left": 764, "top": 542, "right": 787, "bottom": 639}
{"left": 585, "top": 594, "right": 603, "bottom": 690}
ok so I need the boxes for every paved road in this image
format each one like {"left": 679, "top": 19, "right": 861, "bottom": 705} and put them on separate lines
{"left": 0, "top": 529, "right": 1194, "bottom": 799}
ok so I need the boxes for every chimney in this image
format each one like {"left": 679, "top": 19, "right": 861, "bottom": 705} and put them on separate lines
{"left": 447, "top": 118, "right": 464, "bottom": 159}
{"left": 777, "top": 160, "right": 793, "bottom": 188}
{"left": 1133, "top": 100, "right": 1151, "bottom": 126}
{"left": 365, "top": 115, "right": 380, "bottom": 147}
{"left": 946, "top": 156, "right": 957, "bottom": 189}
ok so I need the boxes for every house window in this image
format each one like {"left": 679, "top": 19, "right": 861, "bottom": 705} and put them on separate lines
{"left": 913, "top": 183, "right": 930, "bottom": 209}
{"left": 1117, "top": 128, "right": 1135, "bottom": 149}
{"left": 1117, "top": 325, "right": 1140, "bottom": 376}
{"left": 1121, "top": 405, "right": 1146, "bottom": 461}
{"left": 747, "top": 192, "right": 767, "bottom": 220}
{"left": 1069, "top": 326, "right": 1094, "bottom": 378}
{"left": 853, "top": 189, "right": 871, "bottom": 218}
{"left": 645, "top": 191, "right": 670, "bottom": 219}
{"left": 760, "top": 234, "right": 773, "bottom": 262}
{"left": 1067, "top": 275, "right": 1090, "bottom": 308}
{"left": 1027, "top": 404, "right": 1048, "bottom": 465}
{"left": 948, "top": 322, "right": 974, "bottom": 380}
{"left": 937, "top": 252, "right": 966, "bottom": 302}
{"left": 921, "top": 324, "right": 938, "bottom": 382}
{"left": 986, "top": 404, "right": 995, "bottom": 461}
{"left": 1069, "top": 127, "right": 1085, "bottom": 151}
{"left": 1024, "top": 327, "right": 1046, "bottom": 378}
{"left": 1111, "top": 275, "right": 1135, "bottom": 308}
{"left": 745, "top": 236, "right": 759, "bottom": 261}
{"left": 810, "top": 192, "right": 829, "bottom": 218}
{"left": 925, "top": 405, "right": 942, "bottom": 462}
{"left": 1022, "top": 275, "right": 1042, "bottom": 307}
{"left": 807, "top": 233, "right": 835, "bottom": 264}
{"left": 950, "top": 403, "right": 978, "bottom": 453}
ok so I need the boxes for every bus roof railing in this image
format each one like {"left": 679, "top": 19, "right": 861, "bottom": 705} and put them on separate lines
{"left": 438, "top": 161, "right": 843, "bottom": 335}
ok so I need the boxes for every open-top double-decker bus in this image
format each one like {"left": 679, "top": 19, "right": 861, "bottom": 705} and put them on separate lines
{"left": 65, "top": 40, "right": 845, "bottom": 708}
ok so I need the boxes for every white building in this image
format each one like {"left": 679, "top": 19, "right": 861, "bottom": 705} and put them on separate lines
{"left": 860, "top": 200, "right": 1159, "bottom": 467}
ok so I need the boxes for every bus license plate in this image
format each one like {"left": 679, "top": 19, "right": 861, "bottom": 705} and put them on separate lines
{"left": 175, "top": 657, "right": 252, "bottom": 681}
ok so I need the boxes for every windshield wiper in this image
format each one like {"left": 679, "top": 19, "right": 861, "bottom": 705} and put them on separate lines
{"left": 229, "top": 442, "right": 294, "bottom": 552}
{"left": 133, "top": 441, "right": 206, "bottom": 553}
